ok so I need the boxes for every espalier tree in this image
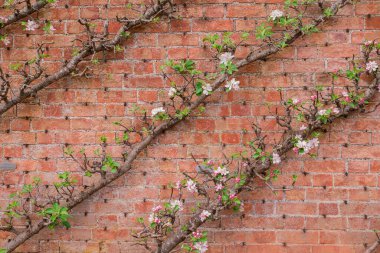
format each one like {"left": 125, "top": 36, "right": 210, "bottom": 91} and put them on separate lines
{"left": 0, "top": 0, "right": 379, "bottom": 252}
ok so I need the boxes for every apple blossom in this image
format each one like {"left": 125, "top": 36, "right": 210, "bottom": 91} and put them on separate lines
{"left": 214, "top": 166, "right": 229, "bottom": 176}
{"left": 186, "top": 179, "right": 198, "bottom": 193}
{"left": 219, "top": 52, "right": 234, "bottom": 65}
{"left": 215, "top": 184, "right": 223, "bottom": 191}
{"left": 2, "top": 36, "right": 10, "bottom": 46}
{"left": 272, "top": 152, "right": 281, "bottom": 164}
{"left": 170, "top": 200, "right": 183, "bottom": 211}
{"left": 194, "top": 242, "right": 208, "bottom": 253}
{"left": 152, "top": 205, "right": 162, "bottom": 212}
{"left": 192, "top": 231, "right": 202, "bottom": 239}
{"left": 202, "top": 83, "right": 212, "bottom": 95}
{"left": 225, "top": 78, "right": 240, "bottom": 91}
{"left": 366, "top": 61, "right": 378, "bottom": 73}
{"left": 168, "top": 87, "right": 176, "bottom": 97}
{"left": 151, "top": 107, "right": 165, "bottom": 116}
{"left": 199, "top": 210, "right": 211, "bottom": 221}
{"left": 25, "top": 20, "right": 39, "bottom": 31}
{"left": 300, "top": 125, "right": 307, "bottom": 131}
{"left": 317, "top": 109, "right": 327, "bottom": 116}
{"left": 292, "top": 98, "right": 300, "bottom": 104}
{"left": 269, "top": 9, "right": 284, "bottom": 20}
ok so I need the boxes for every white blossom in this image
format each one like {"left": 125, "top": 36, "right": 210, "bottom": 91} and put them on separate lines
{"left": 294, "top": 136, "right": 319, "bottom": 155}
{"left": 219, "top": 52, "right": 234, "bottom": 65}
{"left": 215, "top": 183, "right": 223, "bottom": 191}
{"left": 333, "top": 108, "right": 340, "bottom": 114}
{"left": 300, "top": 125, "right": 307, "bottom": 131}
{"left": 2, "top": 36, "right": 10, "bottom": 46}
{"left": 342, "top": 91, "right": 349, "bottom": 97}
{"left": 148, "top": 213, "right": 155, "bottom": 223}
{"left": 292, "top": 98, "right": 300, "bottom": 105}
{"left": 49, "top": 24, "right": 56, "bottom": 32}
{"left": 225, "top": 78, "right": 240, "bottom": 91}
{"left": 168, "top": 87, "right": 176, "bottom": 97}
{"left": 152, "top": 205, "right": 162, "bottom": 212}
{"left": 0, "top": 16, "right": 8, "bottom": 23}
{"left": 25, "top": 20, "right": 39, "bottom": 31}
{"left": 186, "top": 179, "right": 198, "bottom": 193}
{"left": 170, "top": 200, "right": 183, "bottom": 211}
{"left": 272, "top": 152, "right": 281, "bottom": 164}
{"left": 202, "top": 83, "right": 212, "bottom": 95}
{"left": 269, "top": 10, "right": 284, "bottom": 20}
{"left": 366, "top": 61, "right": 378, "bottom": 73}
{"left": 194, "top": 242, "right": 208, "bottom": 253}
{"left": 317, "top": 109, "right": 327, "bottom": 116}
{"left": 214, "top": 166, "right": 229, "bottom": 176}
{"left": 199, "top": 210, "right": 211, "bottom": 222}
{"left": 151, "top": 107, "right": 165, "bottom": 116}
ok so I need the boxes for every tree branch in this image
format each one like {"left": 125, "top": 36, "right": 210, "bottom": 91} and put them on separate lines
{"left": 0, "top": 0, "right": 49, "bottom": 30}
{"left": 0, "top": 0, "right": 174, "bottom": 116}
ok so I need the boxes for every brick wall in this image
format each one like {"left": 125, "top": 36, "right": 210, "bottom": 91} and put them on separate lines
{"left": 0, "top": 0, "right": 380, "bottom": 252}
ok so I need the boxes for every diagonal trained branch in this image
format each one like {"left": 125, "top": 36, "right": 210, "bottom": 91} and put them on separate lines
{"left": 0, "top": 0, "right": 352, "bottom": 251}
{"left": 152, "top": 56, "right": 380, "bottom": 253}
{"left": 0, "top": 0, "right": 174, "bottom": 116}
{"left": 0, "top": 0, "right": 51, "bottom": 30}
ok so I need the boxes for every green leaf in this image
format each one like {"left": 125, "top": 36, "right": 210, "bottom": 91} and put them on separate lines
{"left": 84, "top": 170, "right": 92, "bottom": 177}
{"left": 195, "top": 81, "right": 203, "bottom": 96}
{"left": 43, "top": 21, "right": 54, "bottom": 34}
{"left": 241, "top": 32, "right": 250, "bottom": 40}
{"left": 10, "top": 63, "right": 22, "bottom": 71}
{"left": 255, "top": 23, "right": 273, "bottom": 40}
{"left": 323, "top": 7, "right": 333, "bottom": 17}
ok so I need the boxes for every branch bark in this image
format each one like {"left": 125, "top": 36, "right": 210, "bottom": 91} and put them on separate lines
{"left": 0, "top": 0, "right": 49, "bottom": 30}
{"left": 0, "top": 0, "right": 173, "bottom": 116}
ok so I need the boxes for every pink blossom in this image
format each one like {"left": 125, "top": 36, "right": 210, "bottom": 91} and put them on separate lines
{"left": 310, "top": 95, "right": 317, "bottom": 101}
{"left": 152, "top": 205, "right": 162, "bottom": 213}
{"left": 192, "top": 231, "right": 202, "bottom": 239}
{"left": 207, "top": 160, "right": 214, "bottom": 166}
{"left": 186, "top": 179, "right": 198, "bottom": 193}
{"left": 215, "top": 184, "right": 223, "bottom": 191}
{"left": 234, "top": 177, "right": 240, "bottom": 183}
{"left": 25, "top": 20, "right": 39, "bottom": 31}
{"left": 194, "top": 242, "right": 208, "bottom": 253}
{"left": 366, "top": 61, "right": 378, "bottom": 73}
{"left": 229, "top": 193, "right": 236, "bottom": 199}
{"left": 154, "top": 218, "right": 161, "bottom": 223}
{"left": 0, "top": 16, "right": 8, "bottom": 23}
{"left": 175, "top": 181, "right": 181, "bottom": 189}
{"left": 365, "top": 40, "right": 373, "bottom": 46}
{"left": 2, "top": 36, "right": 10, "bottom": 46}
{"left": 218, "top": 195, "right": 222, "bottom": 201}
{"left": 293, "top": 147, "right": 299, "bottom": 153}
{"left": 199, "top": 210, "right": 211, "bottom": 222}
{"left": 342, "top": 91, "right": 349, "bottom": 97}
{"left": 300, "top": 125, "right": 307, "bottom": 131}
{"left": 292, "top": 98, "right": 300, "bottom": 105}
{"left": 332, "top": 108, "right": 340, "bottom": 114}
{"left": 214, "top": 166, "right": 229, "bottom": 176}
